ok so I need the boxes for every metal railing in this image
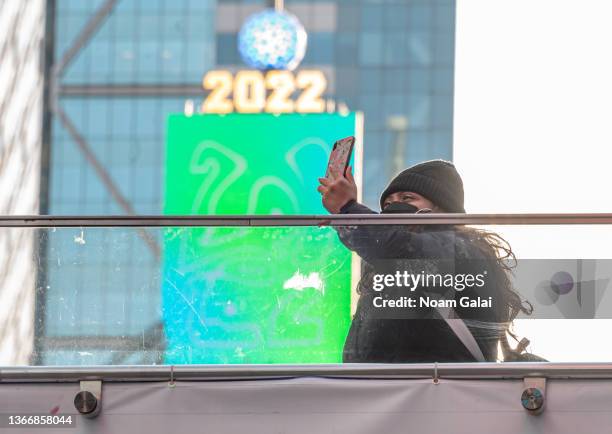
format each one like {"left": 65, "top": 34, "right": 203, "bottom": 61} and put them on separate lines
{"left": 3, "top": 362, "right": 612, "bottom": 382}
{"left": 1, "top": 213, "right": 612, "bottom": 227}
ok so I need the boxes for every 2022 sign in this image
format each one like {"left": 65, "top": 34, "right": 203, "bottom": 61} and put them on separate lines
{"left": 202, "top": 70, "right": 327, "bottom": 114}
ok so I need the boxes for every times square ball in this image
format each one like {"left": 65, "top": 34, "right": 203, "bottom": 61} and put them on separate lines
{"left": 238, "top": 9, "right": 308, "bottom": 71}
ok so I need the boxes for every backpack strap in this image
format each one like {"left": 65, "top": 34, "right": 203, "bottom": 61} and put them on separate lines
{"left": 432, "top": 291, "right": 487, "bottom": 362}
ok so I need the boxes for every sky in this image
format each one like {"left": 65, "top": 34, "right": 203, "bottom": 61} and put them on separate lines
{"left": 454, "top": 0, "right": 612, "bottom": 362}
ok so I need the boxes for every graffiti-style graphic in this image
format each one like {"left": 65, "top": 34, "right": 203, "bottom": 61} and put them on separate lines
{"left": 163, "top": 113, "right": 359, "bottom": 364}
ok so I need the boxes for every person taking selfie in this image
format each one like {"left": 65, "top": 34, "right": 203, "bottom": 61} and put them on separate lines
{"left": 318, "top": 160, "right": 540, "bottom": 363}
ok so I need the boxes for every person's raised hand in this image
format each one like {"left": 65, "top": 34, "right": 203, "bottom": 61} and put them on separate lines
{"left": 317, "top": 166, "right": 357, "bottom": 214}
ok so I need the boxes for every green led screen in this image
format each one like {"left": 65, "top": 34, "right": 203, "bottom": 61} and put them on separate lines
{"left": 162, "top": 113, "right": 361, "bottom": 363}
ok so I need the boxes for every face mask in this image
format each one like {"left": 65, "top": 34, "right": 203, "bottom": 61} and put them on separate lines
{"left": 381, "top": 202, "right": 419, "bottom": 214}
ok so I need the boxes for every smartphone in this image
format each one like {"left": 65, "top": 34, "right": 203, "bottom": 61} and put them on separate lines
{"left": 325, "top": 136, "right": 355, "bottom": 180}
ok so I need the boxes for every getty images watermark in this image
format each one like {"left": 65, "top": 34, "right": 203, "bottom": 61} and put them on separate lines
{"left": 364, "top": 259, "right": 612, "bottom": 320}
{"left": 371, "top": 269, "right": 491, "bottom": 309}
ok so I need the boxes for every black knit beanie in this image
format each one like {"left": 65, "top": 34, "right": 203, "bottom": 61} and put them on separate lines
{"left": 379, "top": 159, "right": 466, "bottom": 213}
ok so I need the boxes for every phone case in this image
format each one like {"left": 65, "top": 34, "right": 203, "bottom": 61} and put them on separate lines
{"left": 325, "top": 136, "right": 355, "bottom": 180}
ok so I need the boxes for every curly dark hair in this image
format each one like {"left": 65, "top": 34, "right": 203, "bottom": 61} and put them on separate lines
{"left": 454, "top": 225, "right": 535, "bottom": 361}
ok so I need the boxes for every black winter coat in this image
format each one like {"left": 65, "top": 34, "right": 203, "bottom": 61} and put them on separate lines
{"left": 337, "top": 201, "right": 505, "bottom": 363}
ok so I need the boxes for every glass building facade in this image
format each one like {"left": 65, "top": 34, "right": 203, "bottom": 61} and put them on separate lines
{"left": 41, "top": 0, "right": 456, "bottom": 364}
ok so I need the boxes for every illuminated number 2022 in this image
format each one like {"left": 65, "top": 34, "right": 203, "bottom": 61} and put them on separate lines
{"left": 202, "top": 70, "right": 327, "bottom": 114}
